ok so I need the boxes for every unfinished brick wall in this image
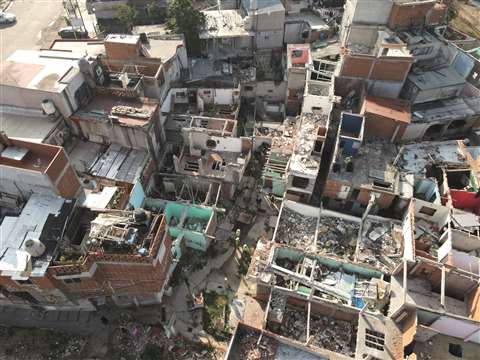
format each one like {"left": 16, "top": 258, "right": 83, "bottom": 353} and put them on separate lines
{"left": 388, "top": 2, "right": 436, "bottom": 30}
{"left": 363, "top": 113, "right": 407, "bottom": 141}
{"left": 340, "top": 55, "right": 412, "bottom": 83}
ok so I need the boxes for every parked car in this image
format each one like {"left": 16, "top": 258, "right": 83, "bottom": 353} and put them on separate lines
{"left": 0, "top": 11, "right": 16, "bottom": 24}
{"left": 58, "top": 26, "right": 89, "bottom": 39}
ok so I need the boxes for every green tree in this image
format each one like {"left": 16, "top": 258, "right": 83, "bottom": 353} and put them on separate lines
{"left": 116, "top": 3, "right": 137, "bottom": 31}
{"left": 167, "top": 0, "right": 206, "bottom": 56}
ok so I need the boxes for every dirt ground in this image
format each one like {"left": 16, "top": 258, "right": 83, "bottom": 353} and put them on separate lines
{"left": 450, "top": 1, "right": 480, "bottom": 38}
{"left": 0, "top": 326, "right": 86, "bottom": 360}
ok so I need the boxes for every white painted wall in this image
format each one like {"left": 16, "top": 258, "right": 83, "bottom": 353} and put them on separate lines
{"left": 413, "top": 199, "right": 449, "bottom": 227}
{"left": 351, "top": 0, "right": 393, "bottom": 26}
{"left": 189, "top": 133, "right": 242, "bottom": 153}
{"left": 256, "top": 30, "right": 285, "bottom": 49}
{"left": 430, "top": 316, "right": 480, "bottom": 341}
{"left": 302, "top": 94, "right": 331, "bottom": 114}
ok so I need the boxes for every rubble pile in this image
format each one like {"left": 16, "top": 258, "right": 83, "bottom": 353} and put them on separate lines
{"left": 277, "top": 208, "right": 317, "bottom": 248}
{"left": 278, "top": 308, "right": 307, "bottom": 342}
{"left": 309, "top": 315, "right": 357, "bottom": 357}
{"left": 360, "top": 221, "right": 402, "bottom": 270}
{"left": 274, "top": 257, "right": 298, "bottom": 271}
{"left": 238, "top": 331, "right": 277, "bottom": 360}
{"left": 268, "top": 293, "right": 287, "bottom": 324}
{"left": 317, "top": 216, "right": 359, "bottom": 257}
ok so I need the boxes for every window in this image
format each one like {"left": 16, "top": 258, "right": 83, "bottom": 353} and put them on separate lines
{"left": 15, "top": 279, "right": 33, "bottom": 285}
{"left": 206, "top": 139, "right": 217, "bottom": 149}
{"left": 203, "top": 90, "right": 211, "bottom": 95}
{"left": 365, "top": 329, "right": 385, "bottom": 351}
{"left": 373, "top": 180, "right": 392, "bottom": 189}
{"left": 292, "top": 49, "right": 304, "bottom": 58}
{"left": 448, "top": 344, "right": 463, "bottom": 358}
{"left": 312, "top": 106, "right": 323, "bottom": 114}
{"left": 419, "top": 206, "right": 436, "bottom": 216}
{"left": 447, "top": 119, "right": 467, "bottom": 130}
{"left": 63, "top": 278, "right": 82, "bottom": 284}
{"left": 244, "top": 85, "right": 254, "bottom": 91}
{"left": 292, "top": 176, "right": 309, "bottom": 189}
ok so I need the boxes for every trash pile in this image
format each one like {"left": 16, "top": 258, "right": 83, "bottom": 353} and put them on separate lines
{"left": 238, "top": 331, "right": 277, "bottom": 360}
{"left": 276, "top": 208, "right": 317, "bottom": 249}
{"left": 317, "top": 216, "right": 359, "bottom": 258}
{"left": 278, "top": 308, "right": 307, "bottom": 342}
{"left": 359, "top": 220, "right": 402, "bottom": 271}
{"left": 309, "top": 314, "right": 357, "bottom": 357}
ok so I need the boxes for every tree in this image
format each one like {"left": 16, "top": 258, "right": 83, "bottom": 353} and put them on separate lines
{"left": 116, "top": 4, "right": 137, "bottom": 31}
{"left": 167, "top": 0, "right": 206, "bottom": 56}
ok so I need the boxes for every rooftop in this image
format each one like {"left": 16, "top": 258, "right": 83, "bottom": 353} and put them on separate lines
{"left": 0, "top": 106, "right": 62, "bottom": 143}
{"left": 411, "top": 97, "right": 480, "bottom": 123}
{"left": 243, "top": 0, "right": 285, "bottom": 15}
{"left": 227, "top": 324, "right": 328, "bottom": 360}
{"left": 269, "top": 246, "right": 387, "bottom": 310}
{"left": 72, "top": 95, "right": 159, "bottom": 127}
{"left": 330, "top": 138, "right": 399, "bottom": 189}
{"left": 161, "top": 88, "right": 240, "bottom": 120}
{"left": 285, "top": 11, "right": 330, "bottom": 31}
{"left": 200, "top": 10, "right": 254, "bottom": 39}
{"left": 0, "top": 137, "right": 64, "bottom": 173}
{"left": 53, "top": 210, "right": 166, "bottom": 268}
{"left": 68, "top": 141, "right": 148, "bottom": 183}
{"left": 49, "top": 39, "right": 105, "bottom": 58}
{"left": 363, "top": 96, "right": 411, "bottom": 124}
{"left": 0, "top": 50, "right": 83, "bottom": 92}
{"left": 0, "top": 194, "right": 74, "bottom": 277}
{"left": 288, "top": 113, "right": 326, "bottom": 178}
{"left": 358, "top": 217, "right": 403, "bottom": 272}
{"left": 408, "top": 66, "right": 466, "bottom": 90}
{"left": 397, "top": 140, "right": 479, "bottom": 175}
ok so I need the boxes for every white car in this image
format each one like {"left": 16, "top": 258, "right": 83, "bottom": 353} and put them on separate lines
{"left": 0, "top": 11, "right": 16, "bottom": 24}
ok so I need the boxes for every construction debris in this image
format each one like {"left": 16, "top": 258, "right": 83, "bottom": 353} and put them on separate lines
{"left": 276, "top": 208, "right": 317, "bottom": 249}
{"left": 309, "top": 314, "right": 357, "bottom": 357}
{"left": 238, "top": 331, "right": 277, "bottom": 360}
{"left": 317, "top": 216, "right": 359, "bottom": 258}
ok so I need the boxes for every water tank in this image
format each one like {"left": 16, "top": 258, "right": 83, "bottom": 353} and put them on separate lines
{"left": 41, "top": 99, "right": 57, "bottom": 116}
{"left": 24, "top": 237, "right": 46, "bottom": 257}
{"left": 78, "top": 57, "right": 91, "bottom": 74}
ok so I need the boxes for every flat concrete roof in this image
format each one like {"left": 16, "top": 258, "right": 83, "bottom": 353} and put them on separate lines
{"left": 363, "top": 96, "right": 411, "bottom": 123}
{"left": 200, "top": 10, "right": 254, "bottom": 39}
{"left": 0, "top": 106, "right": 60, "bottom": 143}
{"left": 0, "top": 50, "right": 82, "bottom": 92}
{"left": 49, "top": 39, "right": 106, "bottom": 58}
{"left": 408, "top": 66, "right": 465, "bottom": 90}
{"left": 286, "top": 11, "right": 330, "bottom": 31}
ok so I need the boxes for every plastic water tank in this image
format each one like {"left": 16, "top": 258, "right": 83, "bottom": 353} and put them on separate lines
{"left": 41, "top": 99, "right": 57, "bottom": 116}
{"left": 24, "top": 237, "right": 46, "bottom": 257}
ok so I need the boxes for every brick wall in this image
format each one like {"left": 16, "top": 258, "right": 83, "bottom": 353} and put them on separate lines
{"left": 340, "top": 55, "right": 412, "bottom": 83}
{"left": 388, "top": 2, "right": 436, "bottom": 30}
{"left": 363, "top": 112, "right": 407, "bottom": 141}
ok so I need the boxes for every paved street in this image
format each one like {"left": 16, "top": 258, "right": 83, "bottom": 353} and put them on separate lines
{"left": 0, "top": 0, "right": 64, "bottom": 63}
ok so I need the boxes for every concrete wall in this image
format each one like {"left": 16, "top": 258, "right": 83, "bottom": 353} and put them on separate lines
{"left": 256, "top": 30, "right": 285, "bottom": 49}
{"left": 188, "top": 132, "right": 243, "bottom": 153}
{"left": 413, "top": 199, "right": 449, "bottom": 227}
{"left": 350, "top": 0, "right": 393, "bottom": 25}
{"left": 302, "top": 94, "right": 331, "bottom": 114}
{"left": 243, "top": 81, "right": 287, "bottom": 102}
{"left": 0, "top": 86, "right": 74, "bottom": 118}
